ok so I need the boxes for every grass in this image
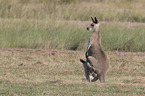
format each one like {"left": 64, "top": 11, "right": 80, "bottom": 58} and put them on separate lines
{"left": 0, "top": 0, "right": 145, "bottom": 22}
{"left": 0, "top": 0, "right": 145, "bottom": 52}
{"left": 0, "top": 49, "right": 144, "bottom": 95}
{"left": 101, "top": 23, "right": 145, "bottom": 52}
{"left": 0, "top": 19, "right": 144, "bottom": 52}
{"left": 0, "top": 0, "right": 144, "bottom": 95}
{"left": 0, "top": 19, "right": 88, "bottom": 50}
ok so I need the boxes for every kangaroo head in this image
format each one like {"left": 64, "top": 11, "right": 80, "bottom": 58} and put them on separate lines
{"left": 80, "top": 59, "right": 95, "bottom": 82}
{"left": 87, "top": 17, "right": 99, "bottom": 32}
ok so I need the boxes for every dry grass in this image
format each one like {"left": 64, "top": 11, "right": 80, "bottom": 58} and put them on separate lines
{"left": 0, "top": 0, "right": 145, "bottom": 22}
{"left": 0, "top": 48, "right": 144, "bottom": 95}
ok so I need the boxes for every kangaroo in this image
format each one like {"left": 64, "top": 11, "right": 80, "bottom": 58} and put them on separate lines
{"left": 80, "top": 17, "right": 109, "bottom": 83}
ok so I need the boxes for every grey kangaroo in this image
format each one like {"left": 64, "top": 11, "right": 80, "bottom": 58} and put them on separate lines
{"left": 80, "top": 17, "right": 109, "bottom": 83}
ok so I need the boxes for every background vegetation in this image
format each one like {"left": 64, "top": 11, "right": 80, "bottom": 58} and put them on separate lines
{"left": 0, "top": 0, "right": 145, "bottom": 52}
{"left": 0, "top": 20, "right": 145, "bottom": 52}
{"left": 0, "top": 0, "right": 145, "bottom": 22}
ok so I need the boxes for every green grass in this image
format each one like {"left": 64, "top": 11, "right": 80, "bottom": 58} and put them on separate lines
{"left": 0, "top": 0, "right": 145, "bottom": 52}
{"left": 101, "top": 24, "right": 145, "bottom": 52}
{"left": 0, "top": 19, "right": 144, "bottom": 52}
{"left": 0, "top": 19, "right": 88, "bottom": 50}
{"left": 0, "top": 49, "right": 144, "bottom": 95}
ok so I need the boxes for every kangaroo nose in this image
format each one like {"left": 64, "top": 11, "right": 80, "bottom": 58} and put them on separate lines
{"left": 87, "top": 27, "right": 91, "bottom": 31}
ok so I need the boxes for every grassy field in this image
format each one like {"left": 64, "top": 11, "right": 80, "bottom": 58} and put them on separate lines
{"left": 0, "top": 49, "right": 144, "bottom": 96}
{"left": 0, "top": 0, "right": 145, "bottom": 22}
{"left": 0, "top": 19, "right": 145, "bottom": 52}
{"left": 0, "top": 0, "right": 145, "bottom": 95}
{"left": 0, "top": 0, "right": 145, "bottom": 52}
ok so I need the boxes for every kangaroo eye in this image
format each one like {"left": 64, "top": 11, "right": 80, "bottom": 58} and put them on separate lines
{"left": 91, "top": 24, "right": 94, "bottom": 27}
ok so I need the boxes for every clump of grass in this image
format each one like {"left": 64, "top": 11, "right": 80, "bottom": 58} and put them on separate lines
{"left": 0, "top": 19, "right": 144, "bottom": 52}
{"left": 100, "top": 24, "right": 145, "bottom": 52}
{"left": 0, "top": 19, "right": 89, "bottom": 50}
{"left": 59, "top": 0, "right": 77, "bottom": 4}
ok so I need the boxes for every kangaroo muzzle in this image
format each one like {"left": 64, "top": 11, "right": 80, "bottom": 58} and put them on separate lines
{"left": 87, "top": 27, "right": 92, "bottom": 31}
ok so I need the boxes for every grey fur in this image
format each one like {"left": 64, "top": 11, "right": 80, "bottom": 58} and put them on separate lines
{"left": 80, "top": 17, "right": 109, "bottom": 83}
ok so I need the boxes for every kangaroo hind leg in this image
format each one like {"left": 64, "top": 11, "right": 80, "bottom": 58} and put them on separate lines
{"left": 98, "top": 73, "right": 106, "bottom": 83}
{"left": 87, "top": 56, "right": 101, "bottom": 74}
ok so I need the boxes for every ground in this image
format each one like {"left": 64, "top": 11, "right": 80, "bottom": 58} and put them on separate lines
{"left": 0, "top": 48, "right": 144, "bottom": 96}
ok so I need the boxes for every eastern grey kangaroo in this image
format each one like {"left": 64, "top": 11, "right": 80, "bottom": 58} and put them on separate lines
{"left": 80, "top": 17, "right": 109, "bottom": 83}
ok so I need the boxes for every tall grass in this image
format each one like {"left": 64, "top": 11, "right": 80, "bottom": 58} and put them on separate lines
{"left": 0, "top": 20, "right": 88, "bottom": 50}
{"left": 0, "top": 0, "right": 145, "bottom": 52}
{"left": 0, "top": 0, "right": 145, "bottom": 22}
{"left": 100, "top": 24, "right": 145, "bottom": 52}
{"left": 0, "top": 20, "right": 144, "bottom": 52}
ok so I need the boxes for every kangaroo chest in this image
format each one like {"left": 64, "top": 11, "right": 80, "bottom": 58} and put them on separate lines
{"left": 87, "top": 33, "right": 101, "bottom": 57}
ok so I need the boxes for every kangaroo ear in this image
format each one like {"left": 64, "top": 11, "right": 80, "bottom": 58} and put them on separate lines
{"left": 94, "top": 17, "right": 99, "bottom": 24}
{"left": 80, "top": 59, "right": 85, "bottom": 64}
{"left": 91, "top": 17, "right": 95, "bottom": 23}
